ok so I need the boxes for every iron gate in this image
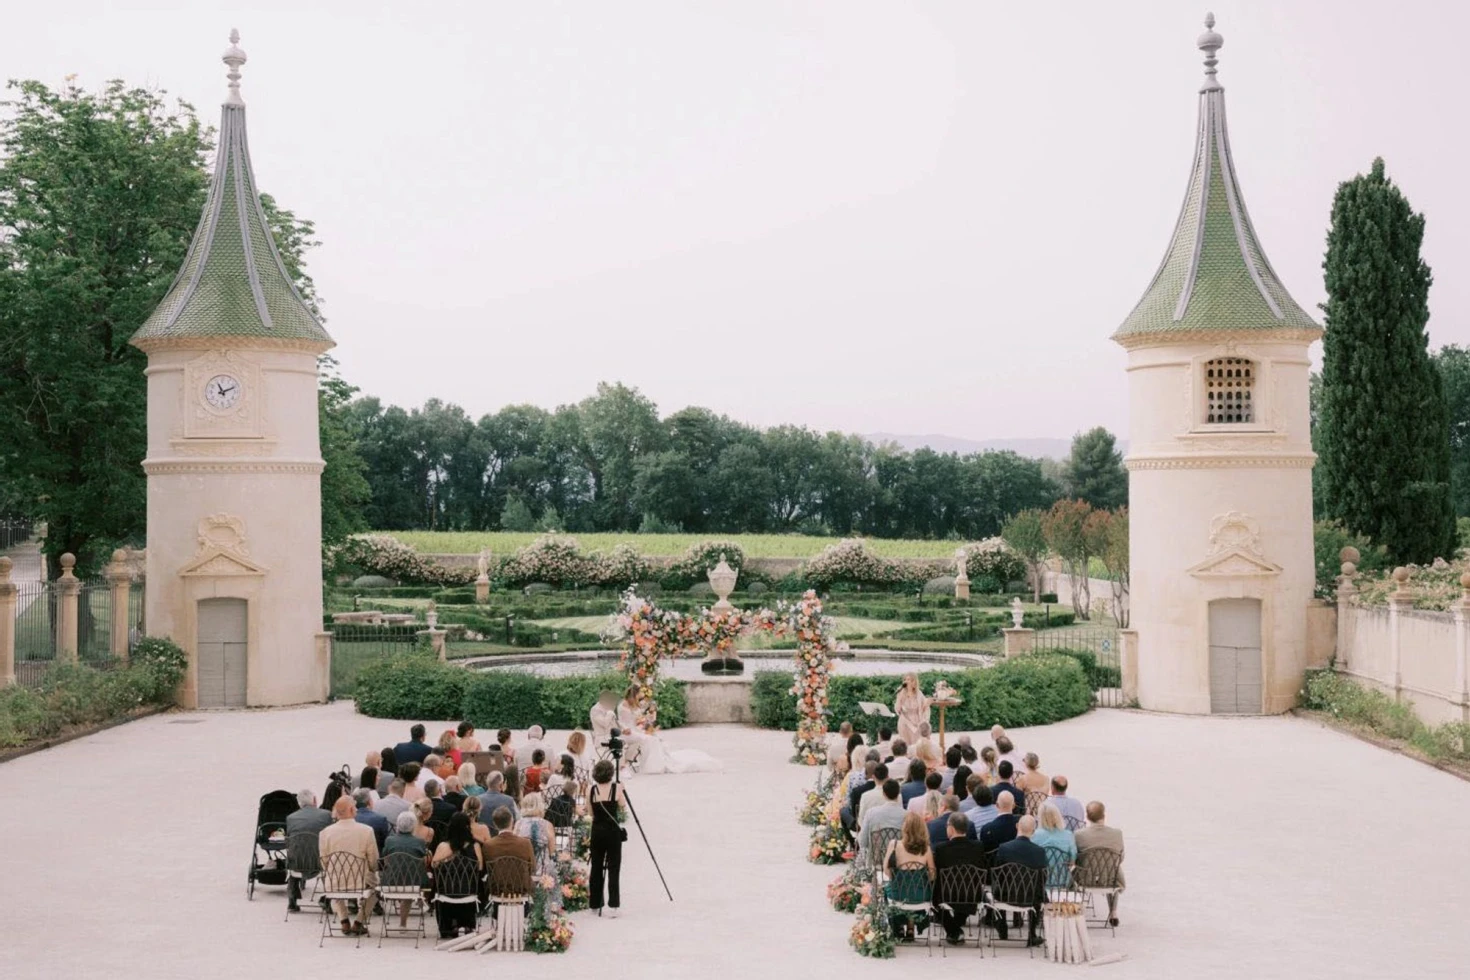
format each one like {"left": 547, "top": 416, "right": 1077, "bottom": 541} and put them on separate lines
{"left": 1034, "top": 624, "right": 1123, "bottom": 707}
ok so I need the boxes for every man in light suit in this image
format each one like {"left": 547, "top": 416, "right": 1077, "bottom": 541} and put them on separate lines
{"left": 318, "top": 796, "right": 379, "bottom": 936}
{"left": 1075, "top": 800, "right": 1125, "bottom": 926}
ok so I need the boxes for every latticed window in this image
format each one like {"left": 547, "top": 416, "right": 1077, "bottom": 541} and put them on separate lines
{"left": 1204, "top": 357, "right": 1254, "bottom": 424}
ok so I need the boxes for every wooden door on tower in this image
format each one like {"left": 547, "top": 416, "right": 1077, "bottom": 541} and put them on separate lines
{"left": 1208, "top": 598, "right": 1262, "bottom": 713}
{"left": 197, "top": 597, "right": 247, "bottom": 708}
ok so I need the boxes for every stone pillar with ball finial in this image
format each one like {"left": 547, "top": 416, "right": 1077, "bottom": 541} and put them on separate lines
{"left": 1335, "top": 547, "right": 1359, "bottom": 671}
{"left": 0, "top": 557, "right": 15, "bottom": 686}
{"left": 1387, "top": 566, "right": 1415, "bottom": 701}
{"left": 56, "top": 553, "right": 80, "bottom": 664}
{"left": 105, "top": 549, "right": 133, "bottom": 662}
{"left": 1453, "top": 570, "right": 1470, "bottom": 721}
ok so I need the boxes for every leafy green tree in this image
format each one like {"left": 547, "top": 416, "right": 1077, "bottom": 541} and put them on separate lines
{"left": 1001, "top": 508, "right": 1049, "bottom": 602}
{"left": 1317, "top": 158, "right": 1456, "bottom": 562}
{"left": 317, "top": 359, "right": 370, "bottom": 548}
{"left": 0, "top": 80, "right": 209, "bottom": 573}
{"left": 1086, "top": 507, "right": 1129, "bottom": 626}
{"left": 498, "top": 494, "right": 536, "bottom": 532}
{"left": 1061, "top": 427, "right": 1127, "bottom": 511}
{"left": 1041, "top": 499, "right": 1094, "bottom": 619}
{"left": 1435, "top": 345, "right": 1470, "bottom": 517}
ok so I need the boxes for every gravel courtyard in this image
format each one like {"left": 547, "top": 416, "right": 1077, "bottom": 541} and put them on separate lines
{"left": 2, "top": 703, "right": 1465, "bottom": 979}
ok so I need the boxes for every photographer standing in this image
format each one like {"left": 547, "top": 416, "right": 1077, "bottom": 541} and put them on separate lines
{"left": 588, "top": 759, "right": 625, "bottom": 918}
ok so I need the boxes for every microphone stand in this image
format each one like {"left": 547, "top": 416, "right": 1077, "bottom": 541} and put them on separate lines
{"left": 606, "top": 728, "right": 674, "bottom": 902}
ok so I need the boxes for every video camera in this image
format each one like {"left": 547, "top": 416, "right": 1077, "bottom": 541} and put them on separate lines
{"left": 603, "top": 727, "right": 624, "bottom": 761}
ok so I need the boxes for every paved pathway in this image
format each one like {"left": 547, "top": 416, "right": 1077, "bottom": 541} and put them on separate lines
{"left": 1, "top": 703, "right": 1467, "bottom": 979}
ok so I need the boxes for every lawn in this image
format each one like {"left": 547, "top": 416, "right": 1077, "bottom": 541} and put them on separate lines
{"left": 379, "top": 530, "right": 967, "bottom": 559}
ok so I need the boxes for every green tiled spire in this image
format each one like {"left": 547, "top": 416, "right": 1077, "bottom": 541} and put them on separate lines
{"left": 1114, "top": 15, "right": 1318, "bottom": 342}
{"left": 132, "top": 31, "right": 332, "bottom": 348}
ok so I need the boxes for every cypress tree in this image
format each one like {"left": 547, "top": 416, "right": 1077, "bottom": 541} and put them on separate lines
{"left": 1317, "top": 158, "right": 1456, "bottom": 562}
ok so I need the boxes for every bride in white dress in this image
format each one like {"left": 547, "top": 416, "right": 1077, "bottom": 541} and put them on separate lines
{"left": 614, "top": 687, "right": 721, "bottom": 775}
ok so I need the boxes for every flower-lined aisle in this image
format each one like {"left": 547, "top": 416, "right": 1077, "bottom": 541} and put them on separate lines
{"left": 797, "top": 770, "right": 899, "bottom": 958}
{"left": 612, "top": 588, "right": 841, "bottom": 764}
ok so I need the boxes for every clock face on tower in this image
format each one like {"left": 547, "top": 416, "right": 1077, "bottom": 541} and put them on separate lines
{"left": 204, "top": 374, "right": 243, "bottom": 410}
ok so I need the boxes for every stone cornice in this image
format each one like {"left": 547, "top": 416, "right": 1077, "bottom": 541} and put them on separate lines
{"left": 1125, "top": 452, "right": 1315, "bottom": 471}
{"left": 143, "top": 459, "right": 325, "bottom": 475}
{"left": 1115, "top": 327, "right": 1321, "bottom": 352}
{"left": 133, "top": 336, "right": 333, "bottom": 355}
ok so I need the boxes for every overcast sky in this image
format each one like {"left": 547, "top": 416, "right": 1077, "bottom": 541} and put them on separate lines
{"left": 7, "top": 1, "right": 1469, "bottom": 442}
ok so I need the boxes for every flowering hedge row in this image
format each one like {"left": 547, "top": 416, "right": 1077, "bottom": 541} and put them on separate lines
{"left": 1354, "top": 556, "right": 1470, "bottom": 611}
{"left": 805, "top": 539, "right": 941, "bottom": 588}
{"left": 336, "top": 535, "right": 478, "bottom": 586}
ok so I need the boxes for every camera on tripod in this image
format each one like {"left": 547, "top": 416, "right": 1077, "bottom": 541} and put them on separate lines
{"left": 603, "top": 727, "right": 624, "bottom": 760}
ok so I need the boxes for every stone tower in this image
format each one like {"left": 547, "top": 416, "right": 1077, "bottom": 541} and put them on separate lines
{"left": 130, "top": 31, "right": 334, "bottom": 708}
{"left": 1114, "top": 15, "right": 1321, "bottom": 714}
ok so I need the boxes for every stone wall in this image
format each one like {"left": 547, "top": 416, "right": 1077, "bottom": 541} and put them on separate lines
{"left": 1336, "top": 595, "right": 1469, "bottom": 726}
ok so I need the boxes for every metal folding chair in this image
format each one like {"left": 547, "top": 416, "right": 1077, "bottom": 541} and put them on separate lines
{"left": 378, "top": 851, "right": 429, "bottom": 947}
{"left": 283, "top": 831, "right": 322, "bottom": 921}
{"left": 935, "top": 863, "right": 987, "bottom": 954}
{"left": 318, "top": 851, "right": 375, "bottom": 948}
{"left": 1073, "top": 847, "right": 1124, "bottom": 935}
{"left": 887, "top": 861, "right": 937, "bottom": 955}
{"left": 983, "top": 863, "right": 1046, "bottom": 956}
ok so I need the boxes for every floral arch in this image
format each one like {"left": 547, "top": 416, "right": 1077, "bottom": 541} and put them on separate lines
{"left": 613, "top": 589, "right": 839, "bottom": 765}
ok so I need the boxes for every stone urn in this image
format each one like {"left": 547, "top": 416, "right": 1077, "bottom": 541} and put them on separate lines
{"left": 707, "top": 555, "right": 738, "bottom": 613}
{"left": 1010, "top": 596, "right": 1025, "bottom": 629}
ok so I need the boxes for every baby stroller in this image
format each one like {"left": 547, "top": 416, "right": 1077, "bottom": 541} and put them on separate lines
{"left": 248, "top": 789, "right": 300, "bottom": 900}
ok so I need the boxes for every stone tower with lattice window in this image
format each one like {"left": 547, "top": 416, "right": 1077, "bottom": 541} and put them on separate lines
{"left": 1114, "top": 16, "right": 1321, "bottom": 714}
{"left": 130, "top": 32, "right": 333, "bottom": 708}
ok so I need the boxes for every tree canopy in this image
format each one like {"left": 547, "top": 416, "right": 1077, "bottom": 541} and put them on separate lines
{"left": 1316, "top": 157, "right": 1456, "bottom": 562}
{"left": 1061, "top": 427, "right": 1128, "bottom": 510}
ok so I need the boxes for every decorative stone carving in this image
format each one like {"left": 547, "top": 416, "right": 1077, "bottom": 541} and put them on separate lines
{"left": 707, "top": 555, "right": 738, "bottom": 613}
{"left": 179, "top": 513, "right": 267, "bottom": 577}
{"left": 1187, "top": 510, "right": 1281, "bottom": 577}
{"left": 182, "top": 349, "right": 264, "bottom": 439}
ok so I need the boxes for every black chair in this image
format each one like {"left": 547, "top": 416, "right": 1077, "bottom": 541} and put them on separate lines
{"left": 378, "top": 852, "right": 429, "bottom": 947}
{"left": 984, "top": 863, "right": 1047, "bottom": 955}
{"left": 283, "top": 831, "right": 322, "bottom": 921}
{"left": 1073, "top": 847, "right": 1124, "bottom": 935}
{"left": 887, "top": 861, "right": 937, "bottom": 954}
{"left": 867, "top": 827, "right": 902, "bottom": 881}
{"left": 935, "top": 864, "right": 987, "bottom": 954}
{"left": 432, "top": 852, "right": 481, "bottom": 939}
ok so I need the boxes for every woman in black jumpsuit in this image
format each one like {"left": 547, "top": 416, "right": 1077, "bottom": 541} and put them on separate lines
{"left": 588, "top": 759, "right": 624, "bottom": 916}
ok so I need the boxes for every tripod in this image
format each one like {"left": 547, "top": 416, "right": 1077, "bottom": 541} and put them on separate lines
{"left": 605, "top": 729, "right": 674, "bottom": 902}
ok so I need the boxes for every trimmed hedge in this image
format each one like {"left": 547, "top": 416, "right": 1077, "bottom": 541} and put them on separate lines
{"left": 352, "top": 655, "right": 687, "bottom": 729}
{"left": 1048, "top": 648, "right": 1122, "bottom": 690}
{"left": 751, "top": 654, "right": 1093, "bottom": 733}
{"left": 0, "top": 637, "right": 188, "bottom": 748}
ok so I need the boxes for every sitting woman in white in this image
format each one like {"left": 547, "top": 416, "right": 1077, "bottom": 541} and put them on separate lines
{"left": 607, "top": 685, "right": 721, "bottom": 775}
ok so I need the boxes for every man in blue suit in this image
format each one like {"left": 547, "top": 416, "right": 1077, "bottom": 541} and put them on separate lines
{"left": 393, "top": 724, "right": 433, "bottom": 766}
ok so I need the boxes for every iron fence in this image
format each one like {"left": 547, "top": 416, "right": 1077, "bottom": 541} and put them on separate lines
{"left": 328, "top": 622, "right": 423, "bottom": 698}
{"left": 15, "top": 580, "right": 53, "bottom": 687}
{"left": 1033, "top": 623, "right": 1124, "bottom": 707}
{"left": 0, "top": 518, "right": 33, "bottom": 551}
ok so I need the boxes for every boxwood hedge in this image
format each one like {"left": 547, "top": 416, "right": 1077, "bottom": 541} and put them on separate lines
{"left": 353, "top": 655, "right": 687, "bottom": 729}
{"left": 750, "top": 653, "right": 1093, "bottom": 732}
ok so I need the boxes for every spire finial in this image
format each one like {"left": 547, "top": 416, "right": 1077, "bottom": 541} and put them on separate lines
{"left": 223, "top": 28, "right": 247, "bottom": 106}
{"left": 1197, "top": 13, "right": 1223, "bottom": 90}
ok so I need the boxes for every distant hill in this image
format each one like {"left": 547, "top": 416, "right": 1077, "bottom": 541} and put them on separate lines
{"left": 865, "top": 433, "right": 1086, "bottom": 460}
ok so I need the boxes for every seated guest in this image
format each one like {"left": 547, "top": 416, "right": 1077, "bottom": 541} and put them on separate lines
{"left": 827, "top": 721, "right": 854, "bottom": 765}
{"left": 436, "top": 729, "right": 462, "bottom": 770}
{"left": 951, "top": 764, "right": 974, "bottom": 805}
{"left": 994, "top": 733, "right": 1021, "bottom": 772}
{"left": 374, "top": 778, "right": 411, "bottom": 825}
{"left": 979, "top": 790, "right": 1019, "bottom": 856}
{"left": 1016, "top": 752, "right": 1049, "bottom": 796}
{"left": 958, "top": 740, "right": 979, "bottom": 769}
{"left": 964, "top": 784, "right": 998, "bottom": 829}
{"left": 497, "top": 728, "right": 516, "bottom": 765}
{"left": 874, "top": 727, "right": 893, "bottom": 760}
{"left": 546, "top": 754, "right": 577, "bottom": 798}
{"left": 939, "top": 745, "right": 964, "bottom": 792}
{"left": 442, "top": 775, "right": 468, "bottom": 813}
{"left": 1032, "top": 802, "right": 1077, "bottom": 887}
{"left": 376, "top": 747, "right": 398, "bottom": 797}
{"left": 320, "top": 778, "right": 348, "bottom": 813}
{"left": 1075, "top": 801, "right": 1125, "bottom": 926}
{"left": 883, "top": 812, "right": 936, "bottom": 942}
{"left": 430, "top": 813, "right": 482, "bottom": 938}
{"left": 504, "top": 766, "right": 523, "bottom": 802}
{"left": 978, "top": 745, "right": 998, "bottom": 780}
{"left": 926, "top": 795, "right": 976, "bottom": 849}
{"left": 461, "top": 795, "right": 494, "bottom": 850}
{"left": 887, "top": 738, "right": 911, "bottom": 775}
{"left": 477, "top": 770, "right": 519, "bottom": 829}
{"left": 844, "top": 759, "right": 879, "bottom": 833}
{"left": 393, "top": 723, "right": 433, "bottom": 766}
{"left": 565, "top": 730, "right": 594, "bottom": 770}
{"left": 934, "top": 811, "right": 986, "bottom": 945}
{"left": 483, "top": 806, "right": 534, "bottom": 896}
{"left": 830, "top": 745, "right": 850, "bottom": 782}
{"left": 353, "top": 788, "right": 391, "bottom": 851}
{"left": 858, "top": 779, "right": 906, "bottom": 860}
{"left": 382, "top": 811, "right": 429, "bottom": 928}
{"left": 459, "top": 762, "right": 484, "bottom": 797}
{"left": 319, "top": 796, "right": 379, "bottom": 937}
{"left": 358, "top": 765, "right": 381, "bottom": 806}
{"left": 523, "top": 748, "right": 550, "bottom": 793}
{"left": 410, "top": 798, "right": 436, "bottom": 847}
{"left": 899, "top": 759, "right": 928, "bottom": 808}
{"left": 992, "top": 761, "right": 1024, "bottom": 814}
{"left": 908, "top": 771, "right": 944, "bottom": 818}
{"left": 992, "top": 814, "right": 1046, "bottom": 945}
{"left": 524, "top": 724, "right": 548, "bottom": 762}
{"left": 426, "top": 752, "right": 454, "bottom": 782}
{"left": 514, "top": 792, "right": 557, "bottom": 876}
{"left": 398, "top": 762, "right": 425, "bottom": 804}
{"left": 456, "top": 721, "right": 483, "bottom": 753}
{"left": 427, "top": 779, "right": 456, "bottom": 825}
{"left": 912, "top": 723, "right": 941, "bottom": 771}
{"left": 849, "top": 749, "right": 878, "bottom": 796}
{"left": 856, "top": 764, "right": 891, "bottom": 829}
{"left": 1048, "top": 775, "right": 1085, "bottom": 828}
{"left": 546, "top": 781, "right": 579, "bottom": 828}
{"left": 285, "top": 789, "right": 331, "bottom": 911}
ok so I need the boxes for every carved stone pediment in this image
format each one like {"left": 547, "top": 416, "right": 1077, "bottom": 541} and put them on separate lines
{"left": 1188, "top": 511, "right": 1281, "bottom": 577}
{"left": 178, "top": 513, "right": 267, "bottom": 576}
{"left": 179, "top": 550, "right": 267, "bottom": 577}
{"left": 1187, "top": 549, "right": 1281, "bottom": 577}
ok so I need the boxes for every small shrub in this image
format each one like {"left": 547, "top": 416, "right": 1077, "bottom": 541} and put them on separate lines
{"left": 747, "top": 581, "right": 769, "bottom": 596}
{"left": 923, "top": 575, "right": 956, "bottom": 595}
{"left": 353, "top": 654, "right": 468, "bottom": 719}
{"left": 352, "top": 574, "right": 396, "bottom": 589}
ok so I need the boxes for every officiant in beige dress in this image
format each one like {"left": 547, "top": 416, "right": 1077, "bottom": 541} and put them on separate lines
{"left": 893, "top": 673, "right": 932, "bottom": 747}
